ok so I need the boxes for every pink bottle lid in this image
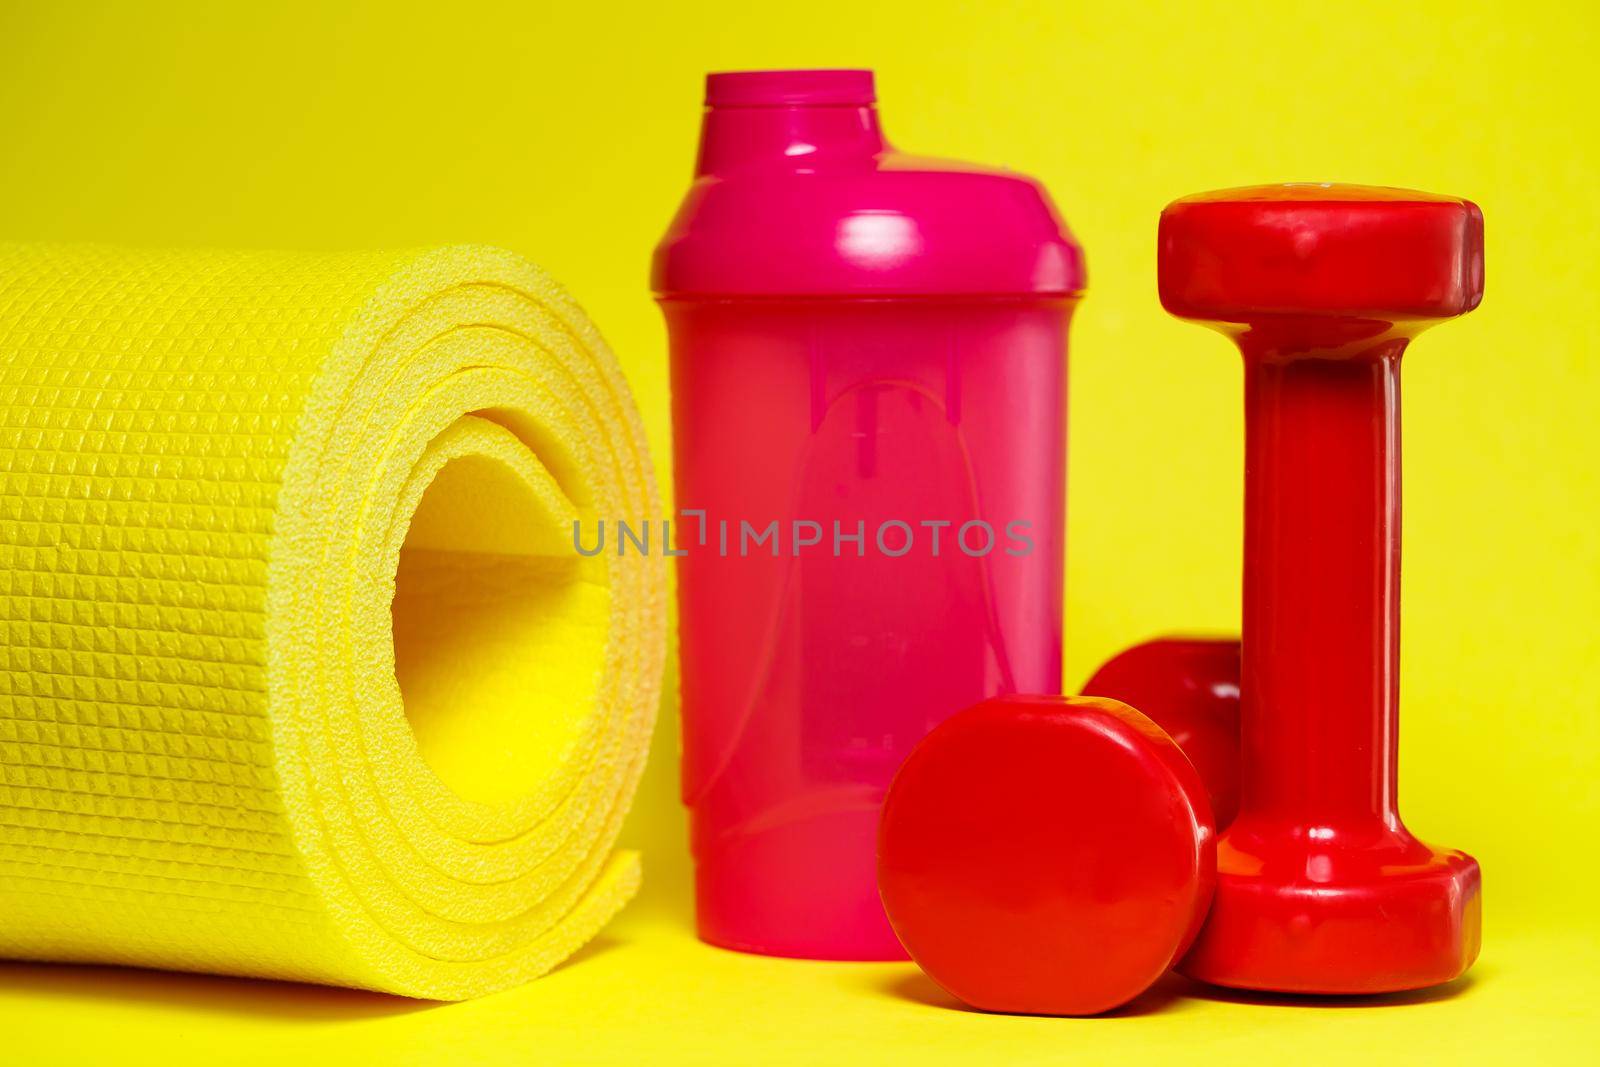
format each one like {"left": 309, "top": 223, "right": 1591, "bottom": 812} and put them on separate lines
{"left": 704, "top": 68, "right": 876, "bottom": 107}
{"left": 653, "top": 69, "right": 1086, "bottom": 298}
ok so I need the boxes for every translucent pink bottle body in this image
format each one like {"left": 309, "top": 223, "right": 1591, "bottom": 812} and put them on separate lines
{"left": 666, "top": 297, "right": 1071, "bottom": 958}
{"left": 655, "top": 68, "right": 1082, "bottom": 958}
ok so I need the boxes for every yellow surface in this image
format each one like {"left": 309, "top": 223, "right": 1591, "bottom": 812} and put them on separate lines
{"left": 0, "top": 245, "right": 667, "bottom": 998}
{"left": 0, "top": 0, "right": 1597, "bottom": 1062}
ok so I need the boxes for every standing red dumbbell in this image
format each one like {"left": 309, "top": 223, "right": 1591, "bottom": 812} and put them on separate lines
{"left": 1159, "top": 184, "right": 1483, "bottom": 994}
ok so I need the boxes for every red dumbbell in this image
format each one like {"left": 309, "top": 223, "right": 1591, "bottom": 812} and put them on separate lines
{"left": 1082, "top": 637, "right": 1242, "bottom": 828}
{"left": 878, "top": 695, "right": 1216, "bottom": 1015}
{"left": 1159, "top": 184, "right": 1483, "bottom": 994}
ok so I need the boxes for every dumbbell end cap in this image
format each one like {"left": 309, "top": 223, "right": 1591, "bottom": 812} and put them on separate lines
{"left": 1082, "top": 637, "right": 1242, "bottom": 829}
{"left": 1179, "top": 833, "right": 1481, "bottom": 994}
{"left": 1159, "top": 183, "right": 1484, "bottom": 327}
{"left": 878, "top": 695, "right": 1216, "bottom": 1016}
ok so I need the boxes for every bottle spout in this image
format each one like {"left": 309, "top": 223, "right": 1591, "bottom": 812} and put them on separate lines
{"left": 695, "top": 69, "right": 888, "bottom": 177}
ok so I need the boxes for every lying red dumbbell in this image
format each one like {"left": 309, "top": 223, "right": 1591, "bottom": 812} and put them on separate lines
{"left": 878, "top": 694, "right": 1216, "bottom": 1016}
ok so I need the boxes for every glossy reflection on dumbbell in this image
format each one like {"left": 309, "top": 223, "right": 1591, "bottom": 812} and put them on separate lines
{"left": 1159, "top": 184, "right": 1483, "bottom": 995}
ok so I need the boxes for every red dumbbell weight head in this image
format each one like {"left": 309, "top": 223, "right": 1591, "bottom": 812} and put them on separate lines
{"left": 1082, "top": 637, "right": 1242, "bottom": 828}
{"left": 877, "top": 695, "right": 1216, "bottom": 1016}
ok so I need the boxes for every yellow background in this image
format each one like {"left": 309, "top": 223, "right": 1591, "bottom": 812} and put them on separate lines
{"left": 1, "top": 0, "right": 1595, "bottom": 1062}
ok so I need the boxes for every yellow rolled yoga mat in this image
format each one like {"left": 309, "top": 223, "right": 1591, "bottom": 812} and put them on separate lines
{"left": 0, "top": 244, "right": 667, "bottom": 999}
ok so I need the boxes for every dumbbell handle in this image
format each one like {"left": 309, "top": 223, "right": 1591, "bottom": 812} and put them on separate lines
{"left": 1243, "top": 339, "right": 1403, "bottom": 824}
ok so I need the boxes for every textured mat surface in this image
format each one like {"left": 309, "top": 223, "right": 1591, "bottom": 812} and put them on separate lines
{"left": 0, "top": 244, "right": 666, "bottom": 999}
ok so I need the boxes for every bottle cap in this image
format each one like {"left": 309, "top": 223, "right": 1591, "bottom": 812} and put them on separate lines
{"left": 705, "top": 69, "right": 876, "bottom": 108}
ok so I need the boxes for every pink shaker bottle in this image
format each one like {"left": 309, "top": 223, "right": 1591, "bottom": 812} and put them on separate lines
{"left": 653, "top": 69, "right": 1085, "bottom": 959}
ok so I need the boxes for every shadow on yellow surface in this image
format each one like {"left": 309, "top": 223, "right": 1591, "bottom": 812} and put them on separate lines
{"left": 874, "top": 966, "right": 1480, "bottom": 1018}
{"left": 875, "top": 969, "right": 1191, "bottom": 1017}
{"left": 1174, "top": 970, "right": 1481, "bottom": 1010}
{"left": 0, "top": 935, "right": 635, "bottom": 1023}
{"left": 0, "top": 960, "right": 439, "bottom": 1023}
{"left": 3, "top": 900, "right": 1596, "bottom": 1064}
